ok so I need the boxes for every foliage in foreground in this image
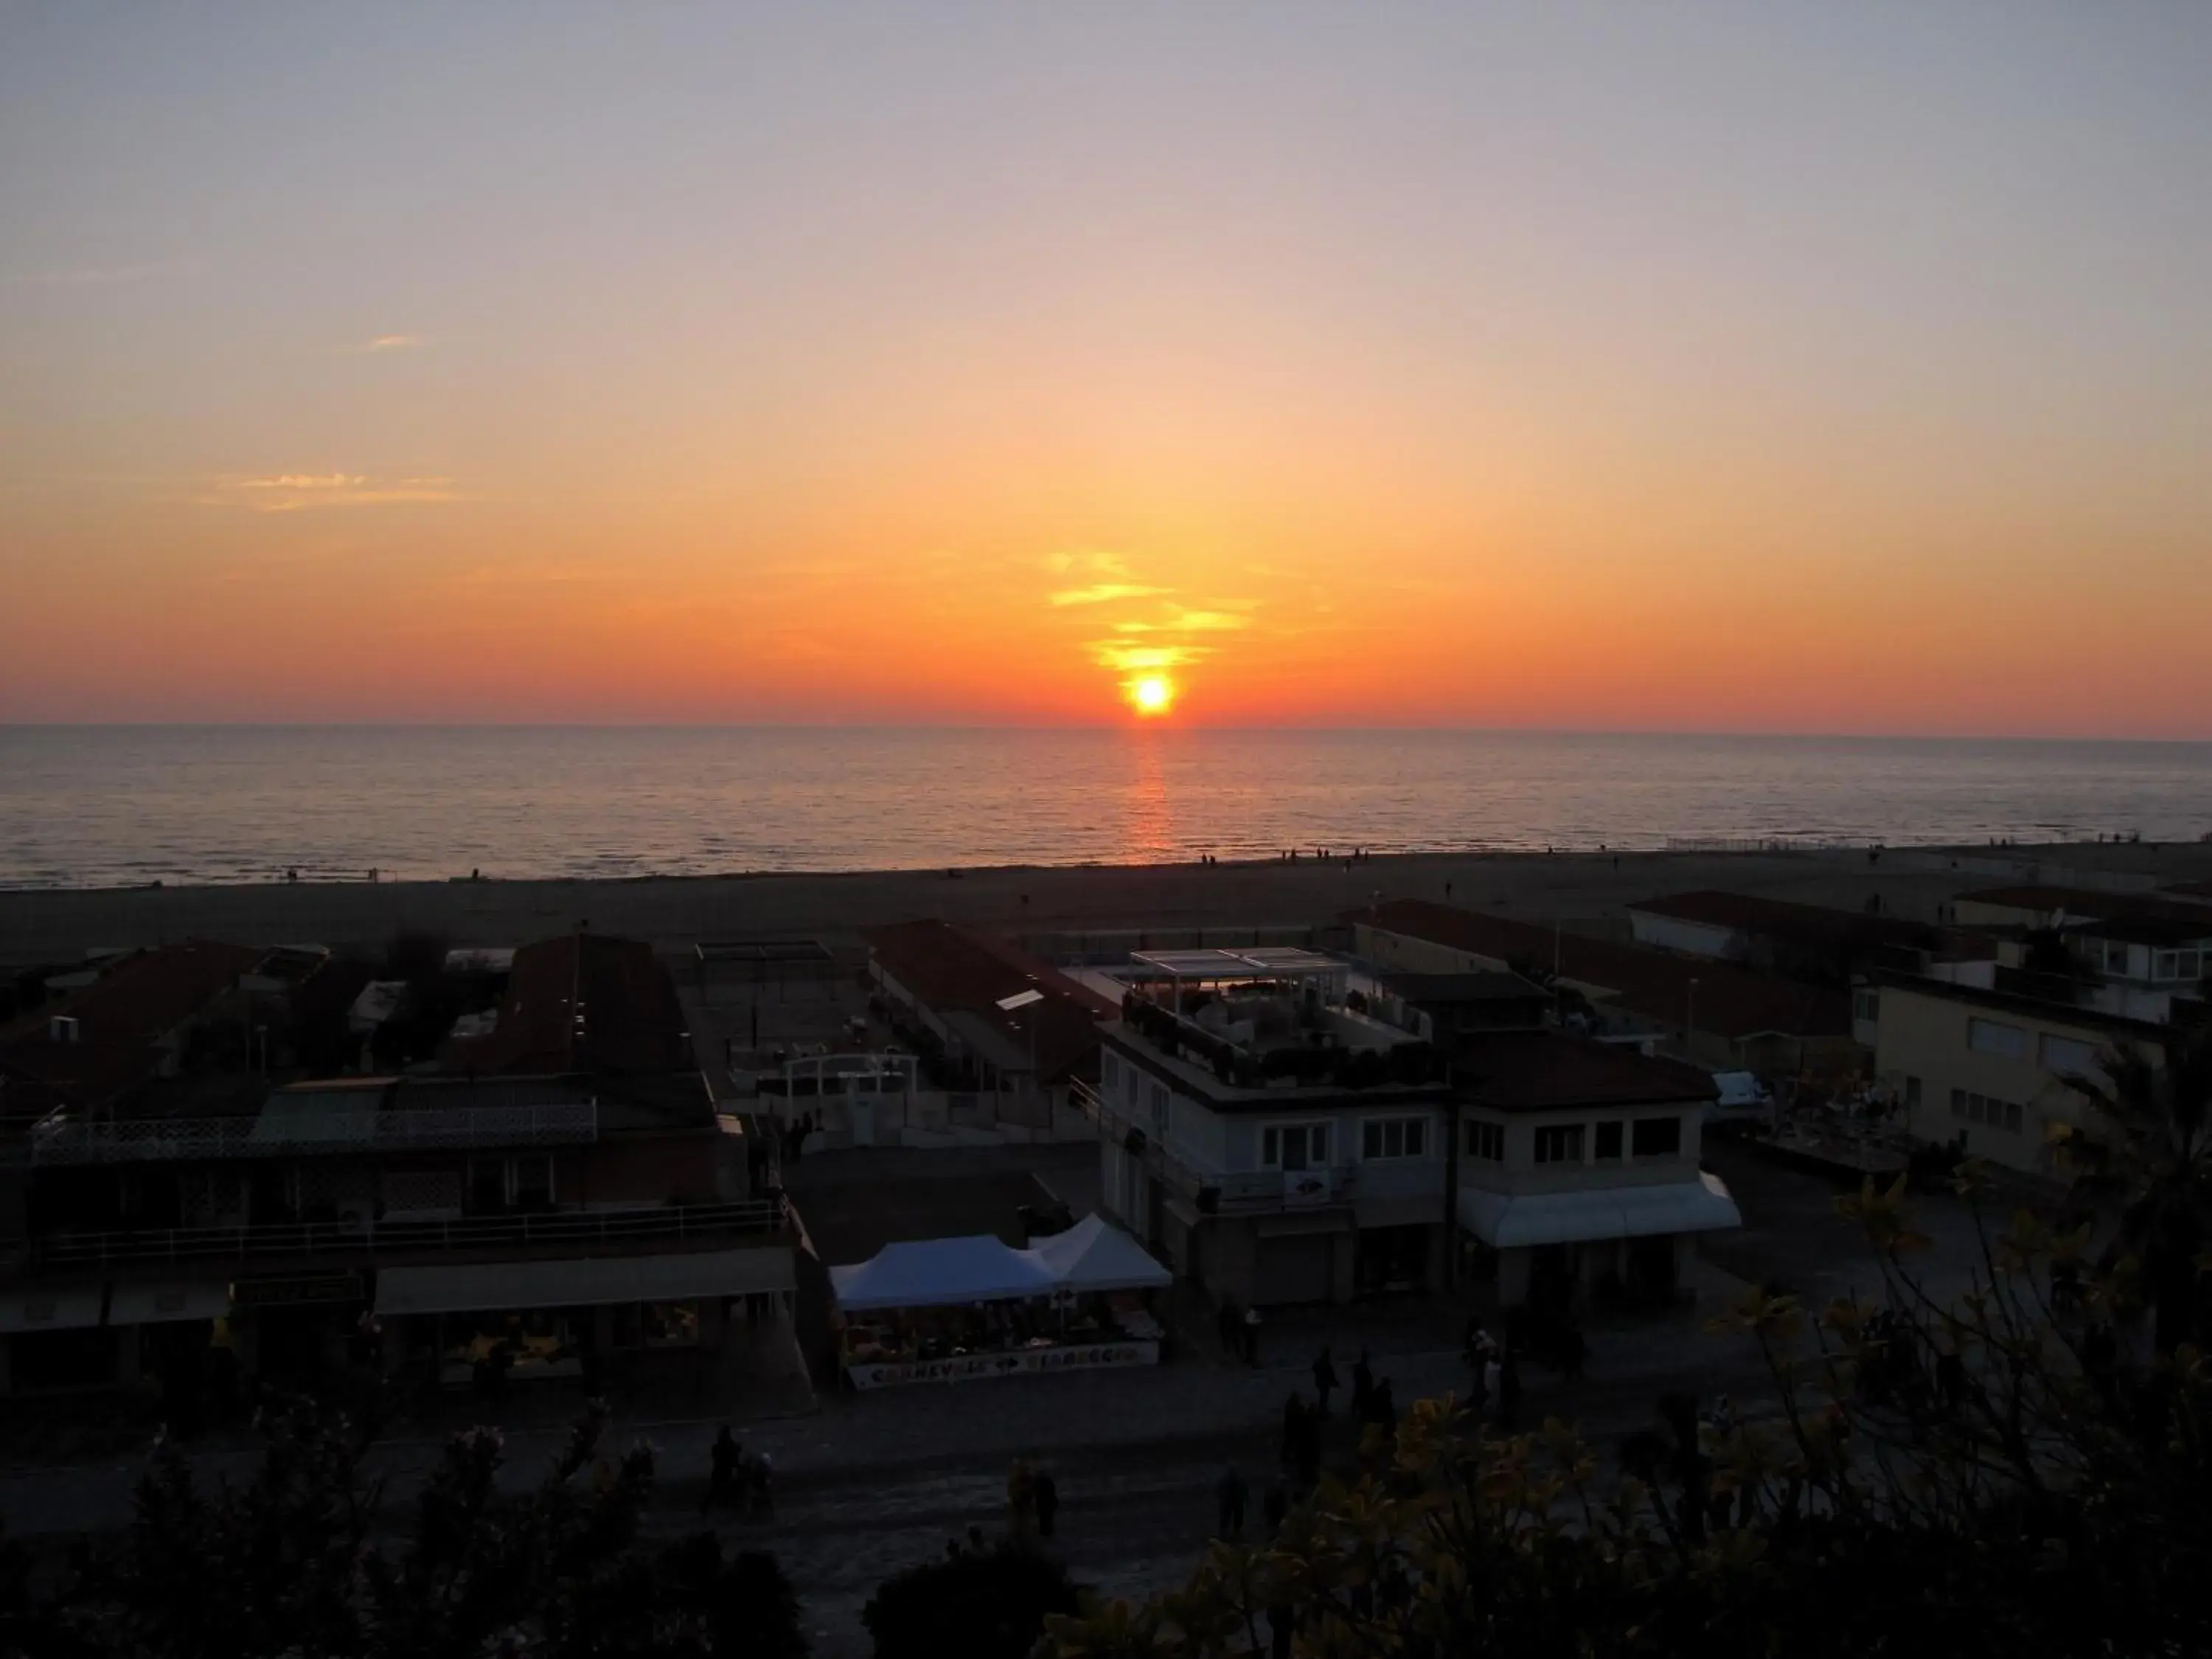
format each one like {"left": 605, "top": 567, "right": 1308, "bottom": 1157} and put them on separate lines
{"left": 1046, "top": 1029, "right": 2212, "bottom": 1658}
{"left": 4, "top": 1403, "right": 807, "bottom": 1659}
{"left": 862, "top": 1540, "right": 1080, "bottom": 1659}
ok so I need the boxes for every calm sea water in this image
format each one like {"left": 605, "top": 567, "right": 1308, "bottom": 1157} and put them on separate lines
{"left": 1, "top": 727, "right": 2208, "bottom": 888}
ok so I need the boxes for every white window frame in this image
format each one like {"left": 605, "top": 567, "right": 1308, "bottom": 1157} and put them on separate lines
{"left": 1359, "top": 1116, "right": 1432, "bottom": 1161}
{"left": 1464, "top": 1120, "right": 1504, "bottom": 1162}
{"left": 1968, "top": 1018, "right": 2028, "bottom": 1060}
{"left": 1260, "top": 1121, "right": 1332, "bottom": 1172}
{"left": 1534, "top": 1124, "right": 1585, "bottom": 1165}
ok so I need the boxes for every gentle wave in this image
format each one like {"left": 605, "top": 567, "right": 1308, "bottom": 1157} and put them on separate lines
{"left": 1, "top": 726, "right": 2208, "bottom": 888}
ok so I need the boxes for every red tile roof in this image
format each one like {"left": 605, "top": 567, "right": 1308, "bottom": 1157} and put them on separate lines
{"left": 863, "top": 920, "right": 1112, "bottom": 1082}
{"left": 0, "top": 939, "right": 260, "bottom": 1110}
{"left": 1462, "top": 1032, "right": 1717, "bottom": 1112}
{"left": 449, "top": 933, "right": 692, "bottom": 1077}
{"left": 1629, "top": 889, "right": 1941, "bottom": 952}
{"left": 1353, "top": 901, "right": 1852, "bottom": 1043}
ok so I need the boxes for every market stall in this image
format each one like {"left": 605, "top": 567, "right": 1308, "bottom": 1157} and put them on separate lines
{"left": 830, "top": 1216, "right": 1169, "bottom": 1388}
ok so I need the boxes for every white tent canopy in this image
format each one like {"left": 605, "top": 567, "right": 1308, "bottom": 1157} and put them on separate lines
{"left": 831, "top": 1214, "right": 1169, "bottom": 1311}
{"left": 830, "top": 1235, "right": 1059, "bottom": 1312}
{"left": 1457, "top": 1173, "right": 1742, "bottom": 1251}
{"left": 1027, "top": 1214, "right": 1173, "bottom": 1294}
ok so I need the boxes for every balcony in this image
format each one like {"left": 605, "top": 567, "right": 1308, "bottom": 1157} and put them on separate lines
{"left": 29, "top": 1102, "right": 600, "bottom": 1166}
{"left": 32, "top": 1197, "right": 788, "bottom": 1269}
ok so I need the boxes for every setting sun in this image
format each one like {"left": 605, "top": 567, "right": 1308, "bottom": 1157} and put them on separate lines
{"left": 1129, "top": 675, "right": 1175, "bottom": 717}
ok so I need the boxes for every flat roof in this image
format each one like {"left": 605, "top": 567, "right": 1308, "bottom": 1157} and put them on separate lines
{"left": 1128, "top": 947, "right": 1341, "bottom": 980}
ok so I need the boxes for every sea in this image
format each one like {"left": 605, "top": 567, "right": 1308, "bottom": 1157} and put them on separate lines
{"left": 1, "top": 726, "right": 2208, "bottom": 889}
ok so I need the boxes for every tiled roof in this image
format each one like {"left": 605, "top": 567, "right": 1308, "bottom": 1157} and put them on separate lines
{"left": 1461, "top": 1032, "right": 1717, "bottom": 1112}
{"left": 448, "top": 933, "right": 692, "bottom": 1077}
{"left": 0, "top": 939, "right": 260, "bottom": 1110}
{"left": 863, "top": 920, "right": 1111, "bottom": 1082}
{"left": 1629, "top": 889, "right": 1941, "bottom": 951}
{"left": 1353, "top": 901, "right": 1852, "bottom": 1042}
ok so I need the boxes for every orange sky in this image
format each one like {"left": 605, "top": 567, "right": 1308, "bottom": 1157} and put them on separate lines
{"left": 4, "top": 8, "right": 2211, "bottom": 735}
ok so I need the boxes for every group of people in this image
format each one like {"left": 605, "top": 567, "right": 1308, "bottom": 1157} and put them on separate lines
{"left": 1463, "top": 1319, "right": 1524, "bottom": 1429}
{"left": 700, "top": 1425, "right": 775, "bottom": 1517}
{"left": 776, "top": 1110, "right": 818, "bottom": 1165}
{"left": 1214, "top": 1463, "right": 1291, "bottom": 1542}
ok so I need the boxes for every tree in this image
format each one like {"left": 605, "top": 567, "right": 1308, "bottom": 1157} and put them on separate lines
{"left": 16, "top": 1402, "right": 809, "bottom": 1659}
{"left": 863, "top": 1540, "right": 1079, "bottom": 1659}
{"left": 1043, "top": 1153, "right": 2212, "bottom": 1658}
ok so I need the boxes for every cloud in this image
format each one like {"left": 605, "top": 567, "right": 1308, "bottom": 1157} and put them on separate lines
{"left": 202, "top": 473, "right": 458, "bottom": 512}
{"left": 1051, "top": 582, "right": 1172, "bottom": 608}
{"left": 1165, "top": 608, "right": 1253, "bottom": 633}
{"left": 329, "top": 333, "right": 425, "bottom": 353}
{"left": 1092, "top": 642, "right": 1209, "bottom": 673}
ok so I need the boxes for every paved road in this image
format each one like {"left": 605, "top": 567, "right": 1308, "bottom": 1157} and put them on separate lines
{"left": 0, "top": 1325, "right": 1780, "bottom": 1656}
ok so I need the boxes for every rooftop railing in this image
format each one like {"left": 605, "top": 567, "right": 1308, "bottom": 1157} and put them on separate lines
{"left": 33, "top": 1197, "right": 787, "bottom": 1268}
{"left": 29, "top": 1102, "right": 599, "bottom": 1166}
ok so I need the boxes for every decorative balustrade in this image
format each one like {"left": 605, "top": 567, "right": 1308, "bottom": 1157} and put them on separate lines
{"left": 29, "top": 1102, "right": 599, "bottom": 1166}
{"left": 33, "top": 1197, "right": 787, "bottom": 1267}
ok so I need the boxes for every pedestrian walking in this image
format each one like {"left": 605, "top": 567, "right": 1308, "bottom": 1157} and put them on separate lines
{"left": 1242, "top": 1305, "right": 1263, "bottom": 1366}
{"left": 1216, "top": 1465, "right": 1248, "bottom": 1540}
{"left": 1311, "top": 1345, "right": 1338, "bottom": 1418}
{"left": 1482, "top": 1354, "right": 1503, "bottom": 1417}
{"left": 1032, "top": 1467, "right": 1060, "bottom": 1540}
{"left": 701, "top": 1425, "right": 742, "bottom": 1514}
{"left": 1370, "top": 1377, "right": 1397, "bottom": 1436}
{"left": 1350, "top": 1348, "right": 1375, "bottom": 1419}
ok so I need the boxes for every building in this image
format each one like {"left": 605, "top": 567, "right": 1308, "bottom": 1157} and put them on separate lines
{"left": 1088, "top": 948, "right": 1461, "bottom": 1306}
{"left": 1454, "top": 1032, "right": 1736, "bottom": 1310}
{"left": 861, "top": 920, "right": 1116, "bottom": 1133}
{"left": 1350, "top": 901, "right": 1860, "bottom": 1078}
{"left": 0, "top": 932, "right": 794, "bottom": 1402}
{"left": 1082, "top": 949, "right": 1739, "bottom": 1310}
{"left": 1951, "top": 884, "right": 2212, "bottom": 937}
{"left": 1871, "top": 972, "right": 2177, "bottom": 1181}
{"left": 1626, "top": 889, "right": 1947, "bottom": 981}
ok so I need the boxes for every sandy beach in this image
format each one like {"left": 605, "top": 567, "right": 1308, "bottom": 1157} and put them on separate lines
{"left": 5, "top": 841, "right": 2206, "bottom": 966}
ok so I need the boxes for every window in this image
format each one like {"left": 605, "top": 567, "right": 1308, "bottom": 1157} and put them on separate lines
{"left": 1102, "top": 1053, "right": 1120, "bottom": 1096}
{"left": 2181, "top": 950, "right": 2202, "bottom": 981}
{"left": 1149, "top": 1082, "right": 1170, "bottom": 1136}
{"left": 1534, "top": 1124, "right": 1585, "bottom": 1164}
{"left": 2154, "top": 953, "right": 2180, "bottom": 981}
{"left": 1968, "top": 1018, "right": 2028, "bottom": 1060}
{"left": 1852, "top": 988, "right": 1880, "bottom": 1023}
{"left": 1361, "top": 1117, "right": 1430, "bottom": 1160}
{"left": 512, "top": 1155, "right": 554, "bottom": 1211}
{"left": 2104, "top": 943, "right": 2132, "bottom": 975}
{"left": 1465, "top": 1121, "right": 1503, "bottom": 1161}
{"left": 1950, "top": 1088, "right": 2023, "bottom": 1133}
{"left": 469, "top": 1158, "right": 507, "bottom": 1213}
{"left": 1632, "top": 1116, "right": 1683, "bottom": 1158}
{"left": 2039, "top": 1034, "right": 2101, "bottom": 1077}
{"left": 1594, "top": 1121, "right": 1623, "bottom": 1160}
{"left": 1905, "top": 1075, "right": 1922, "bottom": 1110}
{"left": 1262, "top": 1122, "right": 1330, "bottom": 1171}
{"left": 644, "top": 1301, "right": 700, "bottom": 1349}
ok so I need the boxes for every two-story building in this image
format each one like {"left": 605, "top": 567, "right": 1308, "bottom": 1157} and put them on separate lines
{"left": 1453, "top": 1033, "right": 1736, "bottom": 1310}
{"left": 1, "top": 932, "right": 796, "bottom": 1405}
{"left": 1873, "top": 971, "right": 2179, "bottom": 1182}
{"left": 1085, "top": 949, "right": 1742, "bottom": 1311}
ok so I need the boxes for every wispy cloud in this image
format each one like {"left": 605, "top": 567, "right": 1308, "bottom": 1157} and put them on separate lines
{"left": 1093, "top": 642, "right": 1208, "bottom": 673}
{"left": 1051, "top": 582, "right": 1172, "bottom": 608}
{"left": 332, "top": 333, "right": 425, "bottom": 354}
{"left": 201, "top": 473, "right": 458, "bottom": 512}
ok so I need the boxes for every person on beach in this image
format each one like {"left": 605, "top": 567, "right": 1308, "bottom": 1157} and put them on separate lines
{"left": 701, "top": 1425, "right": 741, "bottom": 1514}
{"left": 1350, "top": 1347, "right": 1375, "bottom": 1419}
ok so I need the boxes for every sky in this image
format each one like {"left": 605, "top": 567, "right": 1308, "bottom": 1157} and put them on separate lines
{"left": 4, "top": 4, "right": 2211, "bottom": 735}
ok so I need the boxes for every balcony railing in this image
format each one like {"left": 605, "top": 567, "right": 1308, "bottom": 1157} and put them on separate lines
{"left": 29, "top": 1103, "right": 599, "bottom": 1166}
{"left": 32, "top": 1198, "right": 788, "bottom": 1268}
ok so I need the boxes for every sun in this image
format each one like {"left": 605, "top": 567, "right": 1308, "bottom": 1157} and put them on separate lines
{"left": 1128, "top": 675, "right": 1175, "bottom": 717}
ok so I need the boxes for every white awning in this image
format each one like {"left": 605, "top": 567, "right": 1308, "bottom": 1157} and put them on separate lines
{"left": 831, "top": 1235, "right": 1057, "bottom": 1312}
{"left": 0, "top": 1287, "right": 106, "bottom": 1334}
{"left": 108, "top": 1280, "right": 232, "bottom": 1326}
{"left": 1458, "top": 1173, "right": 1742, "bottom": 1250}
{"left": 375, "top": 1248, "right": 795, "bottom": 1318}
{"left": 1028, "top": 1214, "right": 1172, "bottom": 1294}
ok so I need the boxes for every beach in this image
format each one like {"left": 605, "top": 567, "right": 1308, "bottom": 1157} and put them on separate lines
{"left": 5, "top": 841, "right": 2206, "bottom": 966}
